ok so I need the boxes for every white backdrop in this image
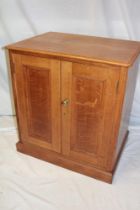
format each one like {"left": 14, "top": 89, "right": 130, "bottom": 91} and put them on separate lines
{"left": 0, "top": 0, "right": 140, "bottom": 125}
{"left": 0, "top": 1, "right": 140, "bottom": 210}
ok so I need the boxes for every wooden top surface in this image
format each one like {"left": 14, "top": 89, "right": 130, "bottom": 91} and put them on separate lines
{"left": 7, "top": 32, "right": 140, "bottom": 67}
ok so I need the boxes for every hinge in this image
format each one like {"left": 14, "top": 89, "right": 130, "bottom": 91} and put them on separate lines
{"left": 116, "top": 80, "right": 119, "bottom": 94}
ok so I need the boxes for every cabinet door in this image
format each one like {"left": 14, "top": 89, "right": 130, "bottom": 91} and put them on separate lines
{"left": 61, "top": 61, "right": 120, "bottom": 168}
{"left": 11, "top": 54, "right": 61, "bottom": 152}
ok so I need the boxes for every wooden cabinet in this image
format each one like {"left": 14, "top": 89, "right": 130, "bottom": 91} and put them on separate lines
{"left": 7, "top": 32, "right": 140, "bottom": 183}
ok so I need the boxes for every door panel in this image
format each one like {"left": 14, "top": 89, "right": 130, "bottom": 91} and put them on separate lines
{"left": 24, "top": 66, "right": 51, "bottom": 142}
{"left": 71, "top": 76, "right": 105, "bottom": 154}
{"left": 12, "top": 54, "right": 61, "bottom": 152}
{"left": 61, "top": 61, "right": 120, "bottom": 168}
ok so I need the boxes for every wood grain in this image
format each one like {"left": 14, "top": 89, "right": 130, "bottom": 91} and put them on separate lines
{"left": 24, "top": 65, "right": 52, "bottom": 142}
{"left": 16, "top": 141, "right": 113, "bottom": 184}
{"left": 106, "top": 56, "right": 139, "bottom": 171}
{"left": 11, "top": 53, "right": 61, "bottom": 153}
{"left": 61, "top": 61, "right": 120, "bottom": 169}
{"left": 6, "top": 32, "right": 140, "bottom": 67}
{"left": 61, "top": 61, "right": 72, "bottom": 155}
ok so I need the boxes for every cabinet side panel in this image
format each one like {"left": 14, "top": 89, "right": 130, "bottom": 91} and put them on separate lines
{"left": 8, "top": 51, "right": 22, "bottom": 142}
{"left": 115, "top": 59, "right": 139, "bottom": 160}
{"left": 107, "top": 57, "right": 139, "bottom": 171}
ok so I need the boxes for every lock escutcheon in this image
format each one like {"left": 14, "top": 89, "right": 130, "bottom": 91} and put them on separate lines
{"left": 62, "top": 98, "right": 69, "bottom": 106}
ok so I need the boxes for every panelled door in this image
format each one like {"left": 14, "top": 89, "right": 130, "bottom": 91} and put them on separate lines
{"left": 61, "top": 61, "right": 120, "bottom": 168}
{"left": 11, "top": 53, "right": 61, "bottom": 152}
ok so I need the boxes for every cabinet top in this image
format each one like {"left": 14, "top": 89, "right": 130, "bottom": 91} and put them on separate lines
{"left": 6, "top": 32, "right": 140, "bottom": 67}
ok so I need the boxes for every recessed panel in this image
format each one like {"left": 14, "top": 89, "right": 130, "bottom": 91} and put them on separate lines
{"left": 24, "top": 66, "right": 52, "bottom": 143}
{"left": 71, "top": 77, "right": 105, "bottom": 155}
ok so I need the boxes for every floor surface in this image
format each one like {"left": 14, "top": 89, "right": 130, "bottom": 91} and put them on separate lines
{"left": 0, "top": 116, "right": 140, "bottom": 210}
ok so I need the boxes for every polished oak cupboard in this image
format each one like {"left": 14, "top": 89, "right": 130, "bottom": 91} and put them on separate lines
{"left": 6, "top": 32, "right": 140, "bottom": 183}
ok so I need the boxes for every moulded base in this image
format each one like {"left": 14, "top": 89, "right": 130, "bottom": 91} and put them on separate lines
{"left": 16, "top": 131, "right": 129, "bottom": 184}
